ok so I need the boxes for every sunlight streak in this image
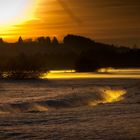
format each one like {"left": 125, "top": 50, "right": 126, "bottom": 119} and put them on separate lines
{"left": 40, "top": 69, "right": 140, "bottom": 79}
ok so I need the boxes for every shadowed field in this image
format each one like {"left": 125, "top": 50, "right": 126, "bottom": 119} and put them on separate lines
{"left": 0, "top": 76, "right": 140, "bottom": 139}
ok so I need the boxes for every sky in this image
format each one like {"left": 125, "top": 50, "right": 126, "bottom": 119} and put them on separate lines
{"left": 0, "top": 0, "right": 140, "bottom": 47}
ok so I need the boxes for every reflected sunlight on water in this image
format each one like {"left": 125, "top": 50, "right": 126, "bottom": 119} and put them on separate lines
{"left": 89, "top": 88, "right": 126, "bottom": 106}
{"left": 0, "top": 87, "right": 127, "bottom": 114}
{"left": 40, "top": 68, "right": 140, "bottom": 79}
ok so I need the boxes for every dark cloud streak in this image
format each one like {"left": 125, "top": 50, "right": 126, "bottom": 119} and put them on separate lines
{"left": 57, "top": 0, "right": 82, "bottom": 24}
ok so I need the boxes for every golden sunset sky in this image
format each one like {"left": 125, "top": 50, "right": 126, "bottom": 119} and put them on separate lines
{"left": 0, "top": 0, "right": 140, "bottom": 47}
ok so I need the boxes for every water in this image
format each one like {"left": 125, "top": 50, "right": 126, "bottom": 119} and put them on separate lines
{"left": 43, "top": 68, "right": 140, "bottom": 79}
{"left": 0, "top": 69, "right": 140, "bottom": 139}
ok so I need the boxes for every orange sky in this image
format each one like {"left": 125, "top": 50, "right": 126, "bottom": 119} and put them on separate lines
{"left": 0, "top": 0, "right": 140, "bottom": 47}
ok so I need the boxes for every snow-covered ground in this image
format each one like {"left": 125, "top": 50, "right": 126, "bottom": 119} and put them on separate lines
{"left": 0, "top": 70, "right": 140, "bottom": 139}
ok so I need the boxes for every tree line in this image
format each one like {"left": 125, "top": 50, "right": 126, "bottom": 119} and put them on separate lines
{"left": 0, "top": 34, "right": 139, "bottom": 78}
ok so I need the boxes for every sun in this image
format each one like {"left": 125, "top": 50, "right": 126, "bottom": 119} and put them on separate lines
{"left": 0, "top": 0, "right": 35, "bottom": 26}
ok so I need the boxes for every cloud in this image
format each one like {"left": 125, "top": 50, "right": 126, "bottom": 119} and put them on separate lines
{"left": 1, "top": 0, "right": 140, "bottom": 46}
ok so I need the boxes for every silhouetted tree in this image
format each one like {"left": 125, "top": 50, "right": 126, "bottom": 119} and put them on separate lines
{"left": 37, "top": 36, "right": 46, "bottom": 44}
{"left": 52, "top": 37, "right": 59, "bottom": 46}
{"left": 0, "top": 34, "right": 139, "bottom": 79}
{"left": 45, "top": 36, "right": 51, "bottom": 46}
{"left": 18, "top": 36, "right": 24, "bottom": 44}
{"left": 0, "top": 38, "right": 4, "bottom": 44}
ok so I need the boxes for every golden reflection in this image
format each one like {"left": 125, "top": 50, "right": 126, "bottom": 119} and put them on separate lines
{"left": 89, "top": 88, "right": 126, "bottom": 106}
{"left": 49, "top": 70, "right": 75, "bottom": 73}
{"left": 101, "top": 88, "right": 126, "bottom": 102}
{"left": 32, "top": 104, "right": 49, "bottom": 112}
{"left": 97, "top": 67, "right": 114, "bottom": 73}
{"left": 40, "top": 69, "right": 140, "bottom": 79}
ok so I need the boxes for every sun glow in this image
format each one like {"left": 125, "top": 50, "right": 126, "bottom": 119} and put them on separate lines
{"left": 0, "top": 0, "right": 35, "bottom": 27}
